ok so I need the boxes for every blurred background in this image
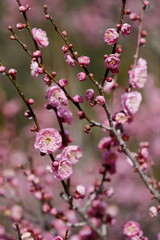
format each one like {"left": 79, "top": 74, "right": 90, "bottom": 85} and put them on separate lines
{"left": 0, "top": 0, "right": 160, "bottom": 239}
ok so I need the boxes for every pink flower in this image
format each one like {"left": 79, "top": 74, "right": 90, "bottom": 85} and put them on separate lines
{"left": 121, "top": 91, "right": 142, "bottom": 115}
{"left": 30, "top": 60, "right": 43, "bottom": 78}
{"left": 65, "top": 53, "right": 75, "bottom": 67}
{"left": 32, "top": 28, "right": 49, "bottom": 48}
{"left": 76, "top": 185, "right": 86, "bottom": 198}
{"left": 10, "top": 205, "right": 23, "bottom": 221}
{"left": 103, "top": 28, "right": 119, "bottom": 45}
{"left": 61, "top": 145, "right": 82, "bottom": 164}
{"left": 123, "top": 221, "right": 141, "bottom": 238}
{"left": 78, "top": 56, "right": 90, "bottom": 67}
{"left": 57, "top": 106, "right": 73, "bottom": 125}
{"left": 103, "top": 151, "right": 118, "bottom": 174}
{"left": 85, "top": 89, "right": 94, "bottom": 101}
{"left": 53, "top": 159, "right": 73, "bottom": 180}
{"left": 73, "top": 95, "right": 83, "bottom": 103}
{"left": 34, "top": 128, "right": 62, "bottom": 154}
{"left": 121, "top": 23, "right": 132, "bottom": 37}
{"left": 149, "top": 206, "right": 158, "bottom": 218}
{"left": 53, "top": 237, "right": 63, "bottom": 240}
{"left": 105, "top": 54, "right": 120, "bottom": 74}
{"left": 98, "top": 136, "right": 112, "bottom": 150}
{"left": 77, "top": 72, "right": 87, "bottom": 81}
{"left": 129, "top": 58, "right": 147, "bottom": 89}
{"left": 95, "top": 95, "right": 105, "bottom": 105}
{"left": 46, "top": 85, "right": 68, "bottom": 107}
{"left": 114, "top": 112, "right": 128, "bottom": 124}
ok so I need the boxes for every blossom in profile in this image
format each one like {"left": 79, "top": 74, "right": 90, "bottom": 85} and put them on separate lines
{"left": 123, "top": 221, "right": 141, "bottom": 238}
{"left": 121, "top": 23, "right": 132, "bottom": 37}
{"left": 46, "top": 85, "right": 68, "bottom": 107}
{"left": 105, "top": 54, "right": 120, "bottom": 74}
{"left": 57, "top": 106, "right": 73, "bottom": 125}
{"left": 30, "top": 60, "right": 43, "bottom": 78}
{"left": 129, "top": 58, "right": 147, "bottom": 89}
{"left": 61, "top": 145, "right": 83, "bottom": 164}
{"left": 32, "top": 28, "right": 49, "bottom": 48}
{"left": 34, "top": 128, "right": 62, "bottom": 154}
{"left": 65, "top": 53, "right": 75, "bottom": 67}
{"left": 121, "top": 91, "right": 142, "bottom": 115}
{"left": 53, "top": 159, "right": 73, "bottom": 180}
{"left": 103, "top": 28, "right": 119, "bottom": 45}
{"left": 78, "top": 56, "right": 90, "bottom": 67}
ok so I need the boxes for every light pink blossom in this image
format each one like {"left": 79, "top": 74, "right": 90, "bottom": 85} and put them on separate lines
{"left": 30, "top": 60, "right": 43, "bottom": 78}
{"left": 46, "top": 85, "right": 68, "bottom": 107}
{"left": 61, "top": 145, "right": 83, "bottom": 164}
{"left": 121, "top": 91, "right": 142, "bottom": 115}
{"left": 32, "top": 28, "right": 49, "bottom": 48}
{"left": 78, "top": 56, "right": 90, "bottom": 67}
{"left": 129, "top": 58, "right": 147, "bottom": 89}
{"left": 76, "top": 185, "right": 86, "bottom": 198}
{"left": 149, "top": 206, "right": 158, "bottom": 218}
{"left": 65, "top": 53, "right": 75, "bottom": 67}
{"left": 98, "top": 136, "right": 112, "bottom": 150}
{"left": 123, "top": 221, "right": 141, "bottom": 238}
{"left": 34, "top": 128, "right": 62, "bottom": 154}
{"left": 114, "top": 112, "right": 128, "bottom": 124}
{"left": 103, "top": 28, "right": 119, "bottom": 45}
{"left": 77, "top": 72, "right": 87, "bottom": 81}
{"left": 53, "top": 159, "right": 73, "bottom": 180}
{"left": 57, "top": 106, "right": 73, "bottom": 125}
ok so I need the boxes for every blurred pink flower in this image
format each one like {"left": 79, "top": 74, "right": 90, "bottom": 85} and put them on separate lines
{"left": 53, "top": 159, "right": 73, "bottom": 180}
{"left": 30, "top": 60, "right": 43, "bottom": 78}
{"left": 105, "top": 54, "right": 120, "bottom": 73}
{"left": 129, "top": 58, "right": 147, "bottom": 89}
{"left": 65, "top": 53, "right": 75, "bottom": 67}
{"left": 57, "top": 106, "right": 73, "bottom": 125}
{"left": 121, "top": 91, "right": 142, "bottom": 115}
{"left": 61, "top": 145, "right": 83, "bottom": 164}
{"left": 34, "top": 128, "right": 62, "bottom": 154}
{"left": 121, "top": 23, "right": 132, "bottom": 37}
{"left": 32, "top": 28, "right": 49, "bottom": 48}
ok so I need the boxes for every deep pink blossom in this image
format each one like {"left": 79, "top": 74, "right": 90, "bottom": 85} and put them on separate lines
{"left": 57, "top": 106, "right": 73, "bottom": 125}
{"left": 34, "top": 128, "right": 62, "bottom": 154}
{"left": 103, "top": 28, "right": 119, "bottom": 45}
{"left": 98, "top": 136, "right": 112, "bottom": 150}
{"left": 30, "top": 60, "right": 43, "bottom": 78}
{"left": 53, "top": 159, "right": 73, "bottom": 180}
{"left": 61, "top": 145, "right": 82, "bottom": 164}
{"left": 121, "top": 91, "right": 142, "bottom": 115}
{"left": 46, "top": 85, "right": 68, "bottom": 107}
{"left": 129, "top": 58, "right": 147, "bottom": 89}
{"left": 78, "top": 56, "right": 90, "bottom": 67}
{"left": 32, "top": 28, "right": 49, "bottom": 48}
{"left": 105, "top": 54, "right": 120, "bottom": 73}
{"left": 85, "top": 89, "right": 94, "bottom": 101}
{"left": 121, "top": 23, "right": 132, "bottom": 37}
{"left": 73, "top": 95, "right": 83, "bottom": 103}
{"left": 65, "top": 53, "right": 75, "bottom": 67}
{"left": 123, "top": 221, "right": 141, "bottom": 238}
{"left": 77, "top": 72, "right": 87, "bottom": 81}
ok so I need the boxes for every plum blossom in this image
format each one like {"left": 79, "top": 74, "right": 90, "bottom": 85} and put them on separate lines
{"left": 32, "top": 28, "right": 49, "bottom": 48}
{"left": 121, "top": 91, "right": 142, "bottom": 115}
{"left": 53, "top": 159, "right": 73, "bottom": 180}
{"left": 149, "top": 206, "right": 158, "bottom": 218}
{"left": 121, "top": 23, "right": 132, "bottom": 37}
{"left": 34, "top": 128, "right": 62, "bottom": 154}
{"left": 57, "top": 106, "right": 73, "bottom": 125}
{"left": 103, "top": 28, "right": 119, "bottom": 45}
{"left": 78, "top": 56, "right": 90, "bottom": 67}
{"left": 46, "top": 85, "right": 68, "bottom": 107}
{"left": 85, "top": 89, "right": 94, "bottom": 101}
{"left": 123, "top": 221, "right": 141, "bottom": 238}
{"left": 105, "top": 54, "right": 120, "bottom": 74}
{"left": 61, "top": 145, "right": 83, "bottom": 164}
{"left": 30, "top": 60, "right": 43, "bottom": 78}
{"left": 77, "top": 72, "right": 87, "bottom": 81}
{"left": 129, "top": 58, "right": 147, "bottom": 89}
{"left": 65, "top": 53, "right": 75, "bottom": 67}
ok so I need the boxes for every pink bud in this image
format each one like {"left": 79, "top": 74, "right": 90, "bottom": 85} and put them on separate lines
{"left": 77, "top": 72, "right": 87, "bottom": 81}
{"left": 58, "top": 78, "right": 68, "bottom": 87}
{"left": 73, "top": 95, "right": 83, "bottom": 103}
{"left": 0, "top": 65, "right": 6, "bottom": 73}
{"left": 85, "top": 89, "right": 94, "bottom": 101}
{"left": 78, "top": 56, "right": 90, "bottom": 67}
{"left": 95, "top": 96, "right": 105, "bottom": 105}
